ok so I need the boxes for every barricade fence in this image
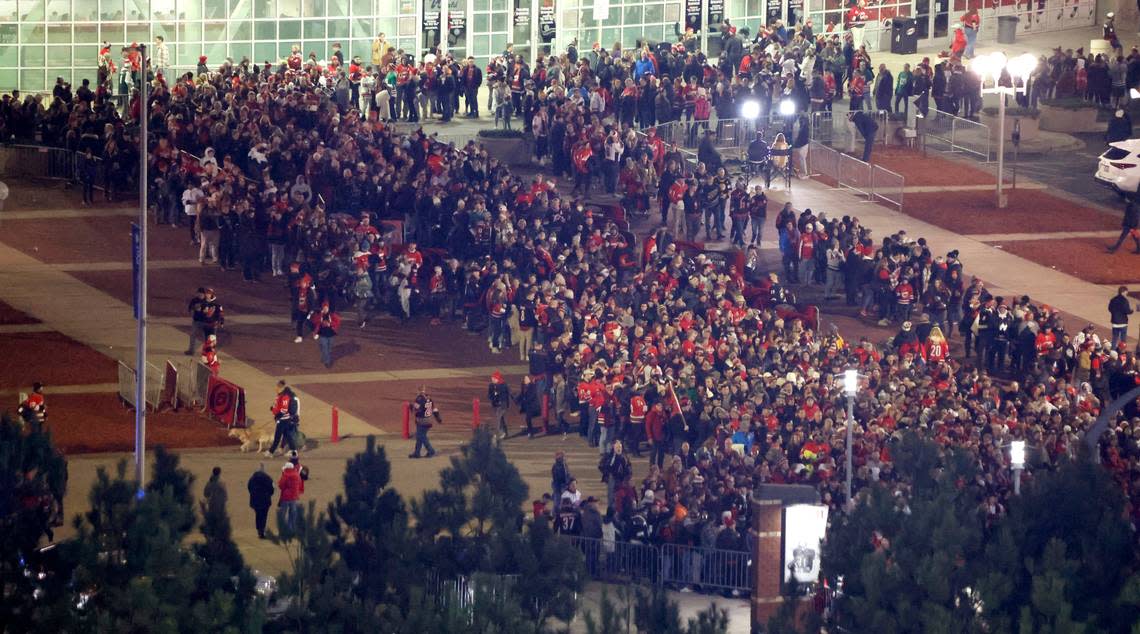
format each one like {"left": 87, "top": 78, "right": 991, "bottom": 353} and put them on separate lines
{"left": 559, "top": 534, "right": 753, "bottom": 595}
{"left": 871, "top": 165, "right": 905, "bottom": 211}
{"left": 177, "top": 358, "right": 213, "bottom": 409}
{"left": 808, "top": 141, "right": 906, "bottom": 210}
{"left": 0, "top": 144, "right": 114, "bottom": 192}
{"left": 837, "top": 153, "right": 873, "bottom": 198}
{"left": 810, "top": 110, "right": 890, "bottom": 149}
{"left": 116, "top": 360, "right": 165, "bottom": 411}
{"left": 919, "top": 108, "right": 991, "bottom": 162}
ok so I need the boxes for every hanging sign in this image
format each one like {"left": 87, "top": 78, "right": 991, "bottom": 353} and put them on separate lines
{"left": 685, "top": 0, "right": 702, "bottom": 31}
{"left": 539, "top": 4, "right": 556, "bottom": 42}
{"left": 707, "top": 0, "right": 724, "bottom": 31}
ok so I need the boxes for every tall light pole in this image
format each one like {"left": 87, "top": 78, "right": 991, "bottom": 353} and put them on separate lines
{"left": 843, "top": 368, "right": 858, "bottom": 506}
{"left": 1009, "top": 440, "right": 1025, "bottom": 495}
{"left": 135, "top": 44, "right": 149, "bottom": 497}
{"left": 971, "top": 52, "right": 1037, "bottom": 209}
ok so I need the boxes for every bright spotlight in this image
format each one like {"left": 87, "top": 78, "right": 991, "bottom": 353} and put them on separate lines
{"left": 779, "top": 99, "right": 796, "bottom": 116}
{"left": 740, "top": 100, "right": 760, "bottom": 119}
{"left": 843, "top": 369, "right": 858, "bottom": 396}
{"left": 1010, "top": 440, "right": 1026, "bottom": 468}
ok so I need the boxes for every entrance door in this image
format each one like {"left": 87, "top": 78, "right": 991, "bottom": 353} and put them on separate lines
{"left": 933, "top": 0, "right": 948, "bottom": 40}
{"left": 511, "top": 0, "right": 534, "bottom": 64}
{"left": 915, "top": 0, "right": 931, "bottom": 39}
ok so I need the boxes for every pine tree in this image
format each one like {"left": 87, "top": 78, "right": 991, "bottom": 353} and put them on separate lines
{"left": 0, "top": 412, "right": 68, "bottom": 631}
{"left": 194, "top": 469, "right": 260, "bottom": 628}
{"left": 823, "top": 433, "right": 1140, "bottom": 634}
{"left": 326, "top": 436, "right": 411, "bottom": 607}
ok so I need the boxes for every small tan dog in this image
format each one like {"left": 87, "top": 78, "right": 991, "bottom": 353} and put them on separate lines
{"left": 229, "top": 425, "right": 273, "bottom": 453}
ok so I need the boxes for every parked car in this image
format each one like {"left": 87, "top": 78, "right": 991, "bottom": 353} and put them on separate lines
{"left": 1095, "top": 139, "right": 1140, "bottom": 196}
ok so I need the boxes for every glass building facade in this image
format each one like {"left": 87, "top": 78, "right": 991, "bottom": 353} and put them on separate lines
{"left": 0, "top": 0, "right": 1099, "bottom": 93}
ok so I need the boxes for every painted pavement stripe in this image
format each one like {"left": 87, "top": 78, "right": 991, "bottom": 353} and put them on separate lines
{"left": 0, "top": 382, "right": 119, "bottom": 398}
{"left": 289, "top": 364, "right": 530, "bottom": 384}
{"left": 967, "top": 230, "right": 1121, "bottom": 242}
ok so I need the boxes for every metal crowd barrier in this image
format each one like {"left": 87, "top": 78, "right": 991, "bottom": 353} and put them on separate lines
{"left": 837, "top": 153, "right": 873, "bottom": 198}
{"left": 918, "top": 108, "right": 991, "bottom": 162}
{"left": 558, "top": 535, "right": 753, "bottom": 595}
{"left": 871, "top": 165, "right": 905, "bottom": 211}
{"left": 659, "top": 543, "right": 751, "bottom": 593}
{"left": 176, "top": 358, "right": 213, "bottom": 409}
{"left": 116, "top": 360, "right": 164, "bottom": 410}
{"left": 808, "top": 141, "right": 906, "bottom": 210}
{"left": 0, "top": 144, "right": 115, "bottom": 191}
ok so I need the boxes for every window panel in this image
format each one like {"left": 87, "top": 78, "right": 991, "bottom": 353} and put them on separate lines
{"left": 46, "top": 44, "right": 70, "bottom": 65}
{"left": 203, "top": 41, "right": 226, "bottom": 64}
{"left": 279, "top": 19, "right": 301, "bottom": 39}
{"left": 21, "top": 23, "right": 45, "bottom": 43}
{"left": 204, "top": 0, "right": 226, "bottom": 17}
{"left": 645, "top": 3, "right": 663, "bottom": 22}
{"left": 75, "top": 44, "right": 98, "bottom": 65}
{"left": 230, "top": 20, "right": 253, "bottom": 39}
{"left": 154, "top": 22, "right": 177, "bottom": 39}
{"left": 181, "top": 20, "right": 201, "bottom": 40}
{"left": 126, "top": 22, "right": 149, "bottom": 42}
{"left": 204, "top": 21, "right": 226, "bottom": 41}
{"left": 473, "top": 14, "right": 488, "bottom": 32}
{"left": 0, "top": 45, "right": 16, "bottom": 66}
{"left": 46, "top": 0, "right": 69, "bottom": 21}
{"left": 351, "top": 0, "right": 368, "bottom": 15}
{"left": 46, "top": 23, "right": 69, "bottom": 43}
{"left": 0, "top": 0, "right": 15, "bottom": 21}
{"left": 278, "top": 0, "right": 299, "bottom": 17}
{"left": 100, "top": 0, "right": 123, "bottom": 20}
{"left": 229, "top": 0, "right": 251, "bottom": 18}
{"left": 255, "top": 21, "right": 275, "bottom": 40}
{"left": 177, "top": 43, "right": 199, "bottom": 65}
{"left": 490, "top": 12, "right": 506, "bottom": 31}
{"left": 48, "top": 69, "right": 73, "bottom": 87}
{"left": 22, "top": 0, "right": 45, "bottom": 21}
{"left": 253, "top": 41, "right": 275, "bottom": 63}
{"left": 473, "top": 34, "right": 489, "bottom": 55}
{"left": 151, "top": 0, "right": 176, "bottom": 19}
{"left": 351, "top": 18, "right": 369, "bottom": 38}
{"left": 0, "top": 69, "right": 16, "bottom": 89}
{"left": 377, "top": 16, "right": 396, "bottom": 35}
{"left": 230, "top": 41, "right": 252, "bottom": 61}
{"left": 328, "top": 18, "right": 349, "bottom": 38}
{"left": 490, "top": 33, "right": 505, "bottom": 53}
{"left": 472, "top": 0, "right": 489, "bottom": 10}
{"left": 20, "top": 68, "right": 45, "bottom": 91}
{"left": 622, "top": 5, "right": 642, "bottom": 24}
{"left": 100, "top": 23, "right": 125, "bottom": 42}
{"left": 601, "top": 27, "right": 620, "bottom": 48}
{"left": 302, "top": 19, "right": 324, "bottom": 38}
{"left": 304, "top": 0, "right": 325, "bottom": 17}
{"left": 253, "top": 0, "right": 274, "bottom": 18}
{"left": 490, "top": 0, "right": 506, "bottom": 11}
{"left": 179, "top": 0, "right": 202, "bottom": 19}
{"left": 277, "top": 40, "right": 293, "bottom": 58}
{"left": 349, "top": 38, "right": 368, "bottom": 60}
{"left": 301, "top": 40, "right": 323, "bottom": 57}
{"left": 73, "top": 22, "right": 98, "bottom": 41}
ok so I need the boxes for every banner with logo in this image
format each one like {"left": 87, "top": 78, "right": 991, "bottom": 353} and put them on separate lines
{"left": 206, "top": 374, "right": 247, "bottom": 428}
{"left": 783, "top": 504, "right": 828, "bottom": 585}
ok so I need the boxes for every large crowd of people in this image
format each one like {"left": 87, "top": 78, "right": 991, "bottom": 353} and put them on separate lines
{"left": 6, "top": 13, "right": 1140, "bottom": 589}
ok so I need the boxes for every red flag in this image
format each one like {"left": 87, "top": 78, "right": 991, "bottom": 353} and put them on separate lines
{"left": 667, "top": 380, "right": 688, "bottom": 431}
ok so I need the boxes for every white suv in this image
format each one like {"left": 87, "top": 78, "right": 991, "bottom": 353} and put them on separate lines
{"left": 1096, "top": 139, "right": 1140, "bottom": 196}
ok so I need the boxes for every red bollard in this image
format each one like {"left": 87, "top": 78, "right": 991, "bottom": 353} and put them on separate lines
{"left": 472, "top": 398, "right": 480, "bottom": 431}
{"left": 331, "top": 406, "right": 340, "bottom": 444}
{"left": 401, "top": 401, "right": 411, "bottom": 439}
{"left": 542, "top": 394, "right": 550, "bottom": 434}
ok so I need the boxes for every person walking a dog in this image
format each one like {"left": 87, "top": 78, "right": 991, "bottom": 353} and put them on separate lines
{"left": 265, "top": 380, "right": 300, "bottom": 457}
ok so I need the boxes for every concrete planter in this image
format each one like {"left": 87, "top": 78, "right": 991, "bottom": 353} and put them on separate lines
{"left": 476, "top": 135, "right": 531, "bottom": 166}
{"left": 979, "top": 112, "right": 1039, "bottom": 142}
{"left": 1038, "top": 103, "right": 1101, "bottom": 133}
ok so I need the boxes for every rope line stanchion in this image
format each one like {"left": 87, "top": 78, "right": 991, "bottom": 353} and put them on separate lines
{"left": 331, "top": 406, "right": 340, "bottom": 443}
{"left": 472, "top": 398, "right": 480, "bottom": 431}
{"left": 402, "top": 401, "right": 411, "bottom": 439}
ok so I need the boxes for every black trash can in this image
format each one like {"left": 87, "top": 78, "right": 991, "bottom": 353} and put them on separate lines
{"left": 890, "top": 17, "right": 918, "bottom": 55}
{"left": 997, "top": 15, "right": 1018, "bottom": 44}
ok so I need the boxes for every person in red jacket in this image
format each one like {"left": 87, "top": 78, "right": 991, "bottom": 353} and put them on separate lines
{"left": 627, "top": 392, "right": 648, "bottom": 458}
{"left": 277, "top": 462, "right": 304, "bottom": 530}
{"left": 924, "top": 325, "right": 949, "bottom": 365}
{"left": 201, "top": 333, "right": 220, "bottom": 375}
{"left": 310, "top": 301, "right": 341, "bottom": 368}
{"left": 645, "top": 401, "right": 668, "bottom": 468}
